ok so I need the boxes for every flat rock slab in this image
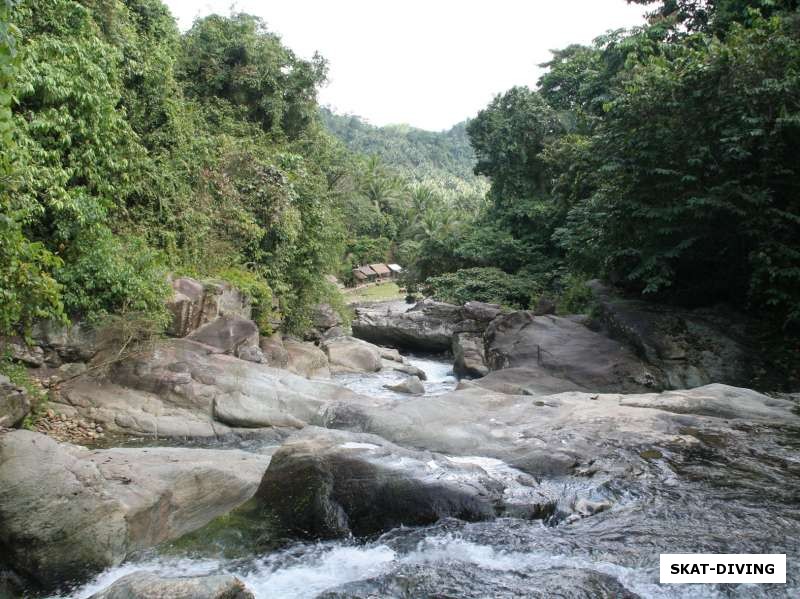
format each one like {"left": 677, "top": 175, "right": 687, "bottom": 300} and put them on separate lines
{"left": 321, "top": 384, "right": 800, "bottom": 479}
{"left": 0, "top": 430, "right": 269, "bottom": 586}
{"left": 256, "top": 427, "right": 554, "bottom": 539}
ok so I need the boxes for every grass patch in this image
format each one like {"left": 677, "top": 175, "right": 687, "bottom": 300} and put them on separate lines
{"left": 343, "top": 282, "right": 405, "bottom": 304}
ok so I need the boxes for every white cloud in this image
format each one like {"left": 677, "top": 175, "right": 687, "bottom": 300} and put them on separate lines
{"left": 162, "top": 0, "right": 647, "bottom": 131}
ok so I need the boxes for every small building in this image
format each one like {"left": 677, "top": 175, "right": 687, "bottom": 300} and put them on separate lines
{"left": 358, "top": 265, "right": 378, "bottom": 282}
{"left": 369, "top": 263, "right": 391, "bottom": 282}
{"left": 387, "top": 264, "right": 403, "bottom": 278}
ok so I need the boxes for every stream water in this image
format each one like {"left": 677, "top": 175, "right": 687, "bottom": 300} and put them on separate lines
{"left": 50, "top": 355, "right": 800, "bottom": 599}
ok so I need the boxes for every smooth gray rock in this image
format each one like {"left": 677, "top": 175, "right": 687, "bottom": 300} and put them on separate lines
{"left": 56, "top": 339, "right": 371, "bottom": 437}
{"left": 0, "top": 430, "right": 269, "bottom": 585}
{"left": 259, "top": 332, "right": 289, "bottom": 368}
{"left": 390, "top": 360, "right": 427, "bottom": 381}
{"left": 484, "top": 311, "right": 663, "bottom": 393}
{"left": 352, "top": 300, "right": 468, "bottom": 352}
{"left": 312, "top": 303, "right": 342, "bottom": 331}
{"left": 89, "top": 571, "right": 254, "bottom": 599}
{"left": 452, "top": 332, "right": 488, "bottom": 378}
{"left": 588, "top": 280, "right": 757, "bottom": 389}
{"left": 283, "top": 338, "right": 331, "bottom": 378}
{"left": 0, "top": 376, "right": 29, "bottom": 428}
{"left": 462, "top": 301, "right": 503, "bottom": 322}
{"left": 322, "top": 336, "right": 383, "bottom": 373}
{"left": 321, "top": 384, "right": 799, "bottom": 479}
{"left": 256, "top": 427, "right": 554, "bottom": 538}
{"left": 384, "top": 375, "right": 425, "bottom": 395}
{"left": 187, "top": 315, "right": 259, "bottom": 356}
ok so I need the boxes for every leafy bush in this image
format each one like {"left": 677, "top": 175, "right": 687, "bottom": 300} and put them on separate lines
{"left": 212, "top": 266, "right": 275, "bottom": 334}
{"left": 56, "top": 228, "right": 170, "bottom": 324}
{"left": 423, "top": 267, "right": 542, "bottom": 309}
{"left": 556, "top": 274, "right": 593, "bottom": 315}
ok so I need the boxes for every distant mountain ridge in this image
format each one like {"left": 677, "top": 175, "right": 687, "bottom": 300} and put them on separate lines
{"left": 320, "top": 107, "right": 482, "bottom": 186}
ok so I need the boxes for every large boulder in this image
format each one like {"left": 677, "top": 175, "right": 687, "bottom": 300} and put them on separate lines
{"left": 352, "top": 300, "right": 469, "bottom": 352}
{"left": 0, "top": 430, "right": 268, "bottom": 586}
{"left": 484, "top": 311, "right": 663, "bottom": 393}
{"left": 186, "top": 315, "right": 259, "bottom": 357}
{"left": 89, "top": 572, "right": 254, "bottom": 599}
{"left": 0, "top": 376, "right": 29, "bottom": 428}
{"left": 166, "top": 277, "right": 252, "bottom": 338}
{"left": 0, "top": 338, "right": 44, "bottom": 367}
{"left": 313, "top": 303, "right": 342, "bottom": 331}
{"left": 31, "top": 320, "right": 98, "bottom": 364}
{"left": 259, "top": 333, "right": 289, "bottom": 369}
{"left": 283, "top": 338, "right": 331, "bottom": 378}
{"left": 319, "top": 566, "right": 639, "bottom": 599}
{"left": 588, "top": 281, "right": 758, "bottom": 389}
{"left": 256, "top": 427, "right": 554, "bottom": 538}
{"left": 322, "top": 336, "right": 383, "bottom": 373}
{"left": 165, "top": 278, "right": 220, "bottom": 338}
{"left": 452, "top": 332, "right": 488, "bottom": 378}
{"left": 462, "top": 301, "right": 503, "bottom": 322}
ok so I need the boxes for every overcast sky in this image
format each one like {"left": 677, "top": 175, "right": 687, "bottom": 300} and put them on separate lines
{"left": 163, "top": 1, "right": 648, "bottom": 131}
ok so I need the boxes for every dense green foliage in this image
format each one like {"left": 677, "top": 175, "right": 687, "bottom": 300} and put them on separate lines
{"left": 423, "top": 267, "right": 541, "bottom": 309}
{"left": 0, "top": 0, "right": 364, "bottom": 333}
{"left": 401, "top": 0, "right": 800, "bottom": 334}
{"left": 3, "top": 0, "right": 798, "bottom": 359}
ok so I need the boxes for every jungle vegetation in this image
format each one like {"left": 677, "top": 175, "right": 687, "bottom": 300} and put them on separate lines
{"left": 1, "top": 0, "right": 798, "bottom": 359}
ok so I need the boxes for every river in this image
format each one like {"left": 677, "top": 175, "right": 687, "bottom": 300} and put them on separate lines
{"left": 50, "top": 354, "right": 800, "bottom": 599}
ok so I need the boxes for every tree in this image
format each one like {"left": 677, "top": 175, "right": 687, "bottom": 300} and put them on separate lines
{"left": 178, "top": 13, "right": 327, "bottom": 139}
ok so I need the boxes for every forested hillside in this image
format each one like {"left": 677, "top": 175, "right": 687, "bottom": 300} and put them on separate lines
{"left": 321, "top": 107, "right": 486, "bottom": 191}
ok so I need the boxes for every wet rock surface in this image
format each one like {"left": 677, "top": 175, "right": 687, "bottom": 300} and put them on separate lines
{"left": 322, "top": 383, "right": 799, "bottom": 479}
{"left": 319, "top": 564, "right": 640, "bottom": 599}
{"left": 89, "top": 571, "right": 255, "bottom": 599}
{"left": 9, "top": 295, "right": 800, "bottom": 598}
{"left": 384, "top": 374, "right": 425, "bottom": 394}
{"left": 256, "top": 427, "right": 555, "bottom": 538}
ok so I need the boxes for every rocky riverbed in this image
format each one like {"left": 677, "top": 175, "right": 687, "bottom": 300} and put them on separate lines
{"left": 1, "top": 284, "right": 798, "bottom": 598}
